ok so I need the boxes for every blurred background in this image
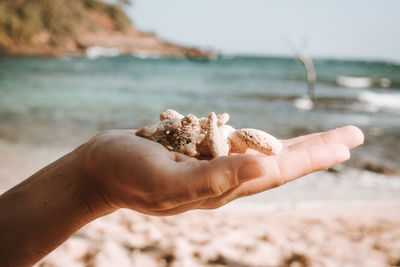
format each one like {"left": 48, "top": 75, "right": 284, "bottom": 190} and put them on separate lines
{"left": 0, "top": 0, "right": 399, "bottom": 266}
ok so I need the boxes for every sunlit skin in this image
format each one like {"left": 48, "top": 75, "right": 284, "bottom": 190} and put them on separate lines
{"left": 0, "top": 125, "right": 364, "bottom": 266}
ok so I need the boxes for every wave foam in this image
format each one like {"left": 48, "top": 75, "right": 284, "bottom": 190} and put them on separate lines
{"left": 337, "top": 76, "right": 373, "bottom": 88}
{"left": 86, "top": 46, "right": 120, "bottom": 59}
{"left": 358, "top": 91, "right": 400, "bottom": 111}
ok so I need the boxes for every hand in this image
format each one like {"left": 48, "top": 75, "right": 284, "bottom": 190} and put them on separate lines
{"left": 79, "top": 126, "right": 363, "bottom": 216}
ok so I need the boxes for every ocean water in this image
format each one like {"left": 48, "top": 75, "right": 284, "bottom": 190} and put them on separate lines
{"left": 0, "top": 55, "right": 400, "bottom": 201}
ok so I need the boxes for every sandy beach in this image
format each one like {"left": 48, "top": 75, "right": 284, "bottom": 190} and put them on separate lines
{"left": 35, "top": 204, "right": 400, "bottom": 267}
{"left": 1, "top": 142, "right": 399, "bottom": 267}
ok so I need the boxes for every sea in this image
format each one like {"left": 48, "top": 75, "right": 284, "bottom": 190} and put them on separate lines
{"left": 0, "top": 55, "right": 399, "bottom": 204}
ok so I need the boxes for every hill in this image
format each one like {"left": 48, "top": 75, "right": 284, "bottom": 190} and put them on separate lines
{"left": 0, "top": 0, "right": 215, "bottom": 58}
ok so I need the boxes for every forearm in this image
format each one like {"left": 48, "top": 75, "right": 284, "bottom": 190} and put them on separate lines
{"left": 0, "top": 145, "right": 115, "bottom": 266}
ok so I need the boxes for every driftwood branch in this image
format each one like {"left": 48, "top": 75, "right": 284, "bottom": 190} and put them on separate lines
{"left": 283, "top": 36, "right": 317, "bottom": 102}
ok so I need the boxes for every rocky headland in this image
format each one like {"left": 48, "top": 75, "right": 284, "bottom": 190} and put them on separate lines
{"left": 0, "top": 0, "right": 215, "bottom": 58}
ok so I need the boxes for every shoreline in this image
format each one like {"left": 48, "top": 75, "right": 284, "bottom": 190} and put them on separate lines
{"left": 0, "top": 28, "right": 217, "bottom": 59}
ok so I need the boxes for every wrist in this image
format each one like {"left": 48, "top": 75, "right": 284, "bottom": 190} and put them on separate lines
{"left": 71, "top": 144, "right": 117, "bottom": 219}
{"left": 0, "top": 143, "right": 117, "bottom": 266}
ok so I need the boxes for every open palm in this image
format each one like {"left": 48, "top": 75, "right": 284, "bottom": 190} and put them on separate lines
{"left": 86, "top": 125, "right": 363, "bottom": 216}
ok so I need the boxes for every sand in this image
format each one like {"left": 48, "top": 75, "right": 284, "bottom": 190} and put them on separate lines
{"left": 35, "top": 203, "right": 400, "bottom": 267}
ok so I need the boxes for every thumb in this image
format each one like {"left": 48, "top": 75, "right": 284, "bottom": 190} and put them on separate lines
{"left": 175, "top": 155, "right": 265, "bottom": 200}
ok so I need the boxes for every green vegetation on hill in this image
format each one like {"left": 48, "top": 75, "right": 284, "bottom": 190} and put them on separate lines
{"left": 0, "top": 0, "right": 132, "bottom": 47}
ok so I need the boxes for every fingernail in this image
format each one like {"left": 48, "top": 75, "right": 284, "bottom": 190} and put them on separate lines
{"left": 237, "top": 161, "right": 264, "bottom": 181}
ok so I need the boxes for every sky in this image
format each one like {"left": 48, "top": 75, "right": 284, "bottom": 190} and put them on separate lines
{"left": 128, "top": 0, "right": 400, "bottom": 62}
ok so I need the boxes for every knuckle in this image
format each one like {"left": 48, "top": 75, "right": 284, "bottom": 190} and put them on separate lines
{"left": 319, "top": 132, "right": 331, "bottom": 144}
{"left": 194, "top": 160, "right": 237, "bottom": 197}
{"left": 211, "top": 178, "right": 236, "bottom": 197}
{"left": 271, "top": 159, "right": 285, "bottom": 188}
{"left": 207, "top": 179, "right": 225, "bottom": 196}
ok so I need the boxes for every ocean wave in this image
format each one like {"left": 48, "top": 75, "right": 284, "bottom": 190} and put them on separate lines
{"left": 337, "top": 76, "right": 373, "bottom": 88}
{"left": 86, "top": 46, "right": 120, "bottom": 59}
{"left": 131, "top": 50, "right": 163, "bottom": 59}
{"left": 336, "top": 76, "right": 393, "bottom": 89}
{"left": 293, "top": 95, "right": 314, "bottom": 110}
{"left": 358, "top": 91, "right": 400, "bottom": 111}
